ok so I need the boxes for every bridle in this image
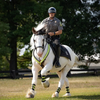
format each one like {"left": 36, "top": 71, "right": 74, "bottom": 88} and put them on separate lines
{"left": 33, "top": 36, "right": 47, "bottom": 53}
{"left": 33, "top": 29, "right": 47, "bottom": 51}
{"left": 32, "top": 34, "right": 50, "bottom": 67}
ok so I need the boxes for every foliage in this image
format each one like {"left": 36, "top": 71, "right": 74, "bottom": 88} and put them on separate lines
{"left": 0, "top": 0, "right": 100, "bottom": 71}
{"left": 0, "top": 22, "right": 11, "bottom": 71}
{"left": 0, "top": 0, "right": 63, "bottom": 71}
{"left": 60, "top": 0, "right": 100, "bottom": 56}
{"left": 0, "top": 22, "right": 11, "bottom": 56}
{"left": 17, "top": 49, "right": 31, "bottom": 69}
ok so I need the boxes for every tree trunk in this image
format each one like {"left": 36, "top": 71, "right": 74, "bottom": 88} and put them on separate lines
{"left": 10, "top": 38, "right": 18, "bottom": 79}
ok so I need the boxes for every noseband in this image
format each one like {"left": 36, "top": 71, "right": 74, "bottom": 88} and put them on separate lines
{"left": 34, "top": 45, "right": 44, "bottom": 50}
{"left": 34, "top": 39, "right": 47, "bottom": 52}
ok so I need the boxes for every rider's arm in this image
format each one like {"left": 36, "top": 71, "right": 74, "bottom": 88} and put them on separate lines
{"left": 48, "top": 30, "right": 62, "bottom": 36}
{"left": 55, "top": 30, "right": 62, "bottom": 35}
{"left": 54, "top": 21, "right": 63, "bottom": 35}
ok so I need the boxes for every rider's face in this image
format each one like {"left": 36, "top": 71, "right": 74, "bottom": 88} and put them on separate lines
{"left": 49, "top": 13, "right": 55, "bottom": 19}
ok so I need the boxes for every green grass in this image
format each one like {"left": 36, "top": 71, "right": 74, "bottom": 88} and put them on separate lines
{"left": 0, "top": 76, "right": 100, "bottom": 100}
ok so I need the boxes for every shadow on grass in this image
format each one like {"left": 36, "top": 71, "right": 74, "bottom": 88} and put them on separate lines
{"left": 57, "top": 95, "right": 100, "bottom": 100}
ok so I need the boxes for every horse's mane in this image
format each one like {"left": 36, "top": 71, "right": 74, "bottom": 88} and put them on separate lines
{"left": 30, "top": 23, "right": 46, "bottom": 50}
{"left": 35, "top": 23, "right": 45, "bottom": 32}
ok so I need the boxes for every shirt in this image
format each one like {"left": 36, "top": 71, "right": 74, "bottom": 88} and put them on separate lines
{"left": 42, "top": 17, "right": 63, "bottom": 33}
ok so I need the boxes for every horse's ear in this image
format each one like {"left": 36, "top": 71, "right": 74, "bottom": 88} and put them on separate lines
{"left": 32, "top": 27, "right": 36, "bottom": 34}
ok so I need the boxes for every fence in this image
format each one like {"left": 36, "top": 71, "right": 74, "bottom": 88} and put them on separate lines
{"left": 0, "top": 68, "right": 100, "bottom": 79}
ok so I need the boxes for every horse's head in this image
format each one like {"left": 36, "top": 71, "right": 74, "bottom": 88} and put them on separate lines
{"left": 30, "top": 23, "right": 47, "bottom": 57}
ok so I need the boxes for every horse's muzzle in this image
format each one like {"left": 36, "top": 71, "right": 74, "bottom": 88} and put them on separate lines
{"left": 37, "top": 52, "right": 43, "bottom": 57}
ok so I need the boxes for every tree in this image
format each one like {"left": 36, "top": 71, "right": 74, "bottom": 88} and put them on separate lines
{"left": 0, "top": 0, "right": 63, "bottom": 78}
{"left": 59, "top": 0, "right": 100, "bottom": 56}
{"left": 0, "top": 22, "right": 11, "bottom": 71}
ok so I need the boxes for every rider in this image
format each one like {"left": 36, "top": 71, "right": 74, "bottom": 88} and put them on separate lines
{"left": 42, "top": 7, "right": 63, "bottom": 68}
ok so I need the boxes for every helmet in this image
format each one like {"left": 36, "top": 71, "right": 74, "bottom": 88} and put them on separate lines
{"left": 48, "top": 7, "right": 56, "bottom": 13}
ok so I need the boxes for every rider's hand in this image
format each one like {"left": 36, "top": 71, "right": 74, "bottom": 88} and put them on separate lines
{"left": 48, "top": 32, "right": 55, "bottom": 36}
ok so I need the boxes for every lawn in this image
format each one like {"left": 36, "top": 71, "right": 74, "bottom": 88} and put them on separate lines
{"left": 0, "top": 76, "right": 100, "bottom": 100}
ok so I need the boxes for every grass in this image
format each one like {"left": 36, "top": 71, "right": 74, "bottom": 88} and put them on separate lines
{"left": 0, "top": 76, "right": 100, "bottom": 100}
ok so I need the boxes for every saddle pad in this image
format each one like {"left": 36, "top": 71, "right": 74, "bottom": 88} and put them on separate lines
{"left": 60, "top": 45, "right": 71, "bottom": 60}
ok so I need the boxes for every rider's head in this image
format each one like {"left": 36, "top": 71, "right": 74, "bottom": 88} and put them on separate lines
{"left": 48, "top": 7, "right": 56, "bottom": 19}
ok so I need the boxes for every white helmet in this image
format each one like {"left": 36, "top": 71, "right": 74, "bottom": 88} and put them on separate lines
{"left": 48, "top": 7, "right": 56, "bottom": 13}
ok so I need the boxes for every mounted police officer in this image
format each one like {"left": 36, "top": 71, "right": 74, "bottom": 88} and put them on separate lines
{"left": 42, "top": 7, "right": 63, "bottom": 68}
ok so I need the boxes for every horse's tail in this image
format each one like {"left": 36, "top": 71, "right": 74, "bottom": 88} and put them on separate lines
{"left": 74, "top": 55, "right": 85, "bottom": 66}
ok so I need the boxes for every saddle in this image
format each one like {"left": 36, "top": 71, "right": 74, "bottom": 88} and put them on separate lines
{"left": 50, "top": 43, "right": 71, "bottom": 62}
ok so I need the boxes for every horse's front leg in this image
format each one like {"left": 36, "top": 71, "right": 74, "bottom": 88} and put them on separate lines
{"left": 26, "top": 66, "right": 39, "bottom": 98}
{"left": 41, "top": 63, "right": 52, "bottom": 88}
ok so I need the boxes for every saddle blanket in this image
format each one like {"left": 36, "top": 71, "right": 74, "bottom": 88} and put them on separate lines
{"left": 60, "top": 45, "right": 71, "bottom": 60}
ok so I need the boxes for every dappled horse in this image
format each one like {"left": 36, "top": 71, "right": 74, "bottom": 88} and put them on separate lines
{"left": 26, "top": 23, "right": 82, "bottom": 98}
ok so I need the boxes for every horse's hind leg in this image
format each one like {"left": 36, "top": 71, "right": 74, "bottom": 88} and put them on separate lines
{"left": 63, "top": 76, "right": 71, "bottom": 97}
{"left": 52, "top": 67, "right": 67, "bottom": 98}
{"left": 62, "top": 66, "right": 71, "bottom": 97}
{"left": 52, "top": 66, "right": 71, "bottom": 98}
{"left": 52, "top": 71, "right": 62, "bottom": 98}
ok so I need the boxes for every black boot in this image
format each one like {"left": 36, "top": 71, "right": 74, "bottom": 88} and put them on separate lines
{"left": 55, "top": 45, "right": 61, "bottom": 68}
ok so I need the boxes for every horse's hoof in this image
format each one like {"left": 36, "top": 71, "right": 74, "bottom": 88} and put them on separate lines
{"left": 52, "top": 92, "right": 59, "bottom": 98}
{"left": 41, "top": 77, "right": 50, "bottom": 88}
{"left": 26, "top": 89, "right": 36, "bottom": 98}
{"left": 63, "top": 93, "right": 71, "bottom": 97}
{"left": 41, "top": 80, "right": 50, "bottom": 88}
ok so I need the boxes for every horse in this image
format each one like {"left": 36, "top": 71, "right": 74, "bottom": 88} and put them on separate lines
{"left": 26, "top": 23, "right": 83, "bottom": 98}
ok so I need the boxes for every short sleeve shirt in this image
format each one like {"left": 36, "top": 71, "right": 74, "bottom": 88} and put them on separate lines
{"left": 42, "top": 17, "right": 63, "bottom": 33}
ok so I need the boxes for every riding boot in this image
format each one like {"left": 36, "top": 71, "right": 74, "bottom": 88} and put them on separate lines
{"left": 55, "top": 45, "right": 61, "bottom": 68}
